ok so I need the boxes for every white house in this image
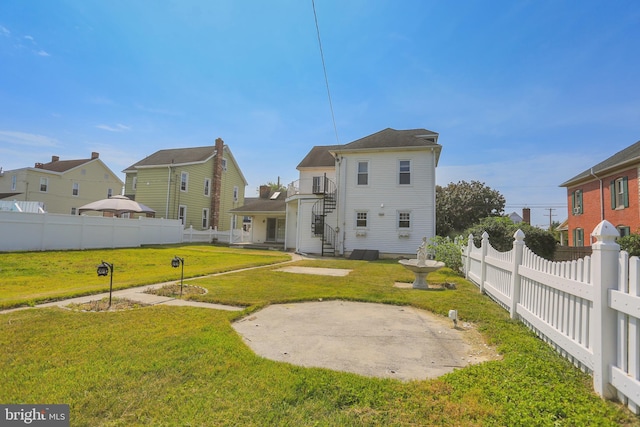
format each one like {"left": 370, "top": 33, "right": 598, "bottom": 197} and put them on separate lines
{"left": 285, "top": 128, "right": 442, "bottom": 258}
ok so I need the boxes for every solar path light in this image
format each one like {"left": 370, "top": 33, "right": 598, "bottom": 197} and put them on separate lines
{"left": 97, "top": 261, "right": 114, "bottom": 308}
{"left": 171, "top": 256, "right": 185, "bottom": 297}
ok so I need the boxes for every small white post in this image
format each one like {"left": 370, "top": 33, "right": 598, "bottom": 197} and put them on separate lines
{"left": 480, "top": 231, "right": 489, "bottom": 293}
{"left": 509, "top": 229, "right": 526, "bottom": 319}
{"left": 590, "top": 220, "right": 619, "bottom": 399}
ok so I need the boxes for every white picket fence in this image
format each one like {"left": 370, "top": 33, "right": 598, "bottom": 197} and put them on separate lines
{"left": 462, "top": 220, "right": 640, "bottom": 413}
{"left": 182, "top": 226, "right": 249, "bottom": 244}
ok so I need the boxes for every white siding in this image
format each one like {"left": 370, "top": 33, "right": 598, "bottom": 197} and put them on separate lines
{"left": 298, "top": 168, "right": 336, "bottom": 194}
{"left": 295, "top": 198, "right": 322, "bottom": 254}
{"left": 336, "top": 149, "right": 437, "bottom": 256}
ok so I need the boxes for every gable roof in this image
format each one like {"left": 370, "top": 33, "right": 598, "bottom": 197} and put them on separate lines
{"left": 337, "top": 127, "right": 439, "bottom": 151}
{"left": 296, "top": 128, "right": 442, "bottom": 170}
{"left": 561, "top": 140, "right": 640, "bottom": 187}
{"left": 123, "top": 146, "right": 217, "bottom": 171}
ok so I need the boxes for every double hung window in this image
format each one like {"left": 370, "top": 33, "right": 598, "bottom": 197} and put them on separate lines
{"left": 611, "top": 177, "right": 629, "bottom": 209}
{"left": 356, "top": 211, "right": 368, "bottom": 228}
{"left": 357, "top": 161, "right": 368, "bottom": 186}
{"left": 399, "top": 160, "right": 411, "bottom": 185}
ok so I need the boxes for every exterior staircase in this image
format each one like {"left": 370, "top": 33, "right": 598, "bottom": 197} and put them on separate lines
{"left": 311, "top": 174, "right": 337, "bottom": 256}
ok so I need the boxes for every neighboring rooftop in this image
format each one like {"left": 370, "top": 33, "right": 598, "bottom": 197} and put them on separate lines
{"left": 561, "top": 140, "right": 640, "bottom": 187}
{"left": 123, "top": 146, "right": 219, "bottom": 171}
{"left": 230, "top": 186, "right": 287, "bottom": 214}
{"left": 33, "top": 153, "right": 101, "bottom": 173}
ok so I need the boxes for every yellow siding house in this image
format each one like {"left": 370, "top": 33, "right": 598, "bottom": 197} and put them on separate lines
{"left": 0, "top": 152, "right": 123, "bottom": 214}
{"left": 123, "top": 138, "right": 247, "bottom": 231}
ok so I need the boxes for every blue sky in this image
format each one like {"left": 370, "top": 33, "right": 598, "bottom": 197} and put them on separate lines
{"left": 1, "top": 1, "right": 639, "bottom": 228}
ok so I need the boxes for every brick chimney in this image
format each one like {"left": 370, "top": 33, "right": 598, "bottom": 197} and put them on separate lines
{"left": 91, "top": 152, "right": 99, "bottom": 159}
{"left": 51, "top": 156, "right": 59, "bottom": 162}
{"left": 210, "top": 138, "right": 224, "bottom": 229}
{"left": 259, "top": 185, "right": 271, "bottom": 198}
{"left": 522, "top": 207, "right": 531, "bottom": 225}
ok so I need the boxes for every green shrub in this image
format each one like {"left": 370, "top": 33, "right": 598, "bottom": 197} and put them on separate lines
{"left": 427, "top": 235, "right": 464, "bottom": 274}
{"left": 618, "top": 233, "right": 640, "bottom": 257}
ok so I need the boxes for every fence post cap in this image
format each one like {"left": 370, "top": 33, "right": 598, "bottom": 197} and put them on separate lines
{"left": 481, "top": 231, "right": 489, "bottom": 240}
{"left": 513, "top": 229, "right": 525, "bottom": 241}
{"left": 591, "top": 220, "right": 619, "bottom": 243}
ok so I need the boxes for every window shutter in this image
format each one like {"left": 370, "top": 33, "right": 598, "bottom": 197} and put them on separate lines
{"left": 610, "top": 181, "right": 616, "bottom": 209}
{"left": 577, "top": 190, "right": 583, "bottom": 214}
{"left": 623, "top": 176, "right": 629, "bottom": 208}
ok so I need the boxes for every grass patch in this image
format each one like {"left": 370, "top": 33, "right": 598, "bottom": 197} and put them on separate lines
{"left": 0, "top": 245, "right": 289, "bottom": 309}
{"left": 145, "top": 284, "right": 207, "bottom": 297}
{"left": 66, "top": 297, "right": 150, "bottom": 312}
{"left": 0, "top": 250, "right": 637, "bottom": 425}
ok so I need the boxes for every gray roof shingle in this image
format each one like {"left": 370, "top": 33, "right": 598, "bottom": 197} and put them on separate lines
{"left": 39, "top": 158, "right": 95, "bottom": 172}
{"left": 296, "top": 145, "right": 341, "bottom": 169}
{"left": 123, "top": 146, "right": 217, "bottom": 171}
{"left": 296, "top": 128, "right": 441, "bottom": 169}
{"left": 337, "top": 127, "right": 439, "bottom": 151}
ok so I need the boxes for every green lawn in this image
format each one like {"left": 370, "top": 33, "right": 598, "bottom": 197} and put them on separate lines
{"left": 0, "top": 248, "right": 637, "bottom": 426}
{"left": 0, "top": 245, "right": 290, "bottom": 309}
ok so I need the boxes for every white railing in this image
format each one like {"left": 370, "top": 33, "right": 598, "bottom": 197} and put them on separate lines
{"left": 182, "top": 226, "right": 249, "bottom": 244}
{"left": 462, "top": 220, "right": 640, "bottom": 413}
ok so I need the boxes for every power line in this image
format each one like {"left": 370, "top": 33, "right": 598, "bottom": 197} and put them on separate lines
{"left": 311, "top": 0, "right": 340, "bottom": 145}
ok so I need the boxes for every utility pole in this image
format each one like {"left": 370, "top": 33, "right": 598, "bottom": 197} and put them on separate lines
{"left": 546, "top": 208, "right": 557, "bottom": 230}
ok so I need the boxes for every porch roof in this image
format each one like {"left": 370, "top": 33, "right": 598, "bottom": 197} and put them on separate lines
{"left": 230, "top": 191, "right": 286, "bottom": 215}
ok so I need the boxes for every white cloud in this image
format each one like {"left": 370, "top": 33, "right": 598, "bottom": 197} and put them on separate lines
{"left": 36, "top": 50, "right": 50, "bottom": 57}
{"left": 96, "top": 124, "right": 131, "bottom": 132}
{"left": 0, "top": 130, "right": 58, "bottom": 147}
{"left": 24, "top": 35, "right": 34, "bottom": 42}
{"left": 0, "top": 26, "right": 9, "bottom": 36}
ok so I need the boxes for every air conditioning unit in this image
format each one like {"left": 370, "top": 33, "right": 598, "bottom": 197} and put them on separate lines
{"left": 573, "top": 208, "right": 581, "bottom": 215}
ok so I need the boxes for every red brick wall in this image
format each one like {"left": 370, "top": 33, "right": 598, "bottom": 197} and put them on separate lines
{"left": 566, "top": 166, "right": 639, "bottom": 245}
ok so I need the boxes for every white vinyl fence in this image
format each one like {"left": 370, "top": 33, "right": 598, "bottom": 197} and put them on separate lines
{"left": 0, "top": 211, "right": 183, "bottom": 252}
{"left": 462, "top": 220, "right": 640, "bottom": 413}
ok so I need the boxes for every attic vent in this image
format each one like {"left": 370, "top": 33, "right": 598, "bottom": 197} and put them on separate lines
{"left": 270, "top": 191, "right": 281, "bottom": 200}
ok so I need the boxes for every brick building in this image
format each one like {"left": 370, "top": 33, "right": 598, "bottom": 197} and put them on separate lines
{"left": 560, "top": 140, "right": 640, "bottom": 246}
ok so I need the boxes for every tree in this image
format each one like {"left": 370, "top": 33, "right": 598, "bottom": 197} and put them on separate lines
{"left": 436, "top": 180, "right": 506, "bottom": 236}
{"left": 260, "top": 181, "right": 286, "bottom": 193}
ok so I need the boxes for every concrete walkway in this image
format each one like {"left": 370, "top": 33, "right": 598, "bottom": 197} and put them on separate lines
{"left": 31, "top": 283, "right": 245, "bottom": 312}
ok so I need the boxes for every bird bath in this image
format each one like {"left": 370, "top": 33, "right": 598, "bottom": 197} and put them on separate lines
{"left": 398, "top": 259, "right": 445, "bottom": 289}
{"left": 399, "top": 237, "right": 445, "bottom": 289}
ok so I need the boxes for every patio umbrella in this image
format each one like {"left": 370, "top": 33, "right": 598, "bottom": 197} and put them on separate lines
{"left": 78, "top": 195, "right": 156, "bottom": 217}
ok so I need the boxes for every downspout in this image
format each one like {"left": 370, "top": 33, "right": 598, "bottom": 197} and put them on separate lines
{"left": 590, "top": 167, "right": 604, "bottom": 221}
{"left": 166, "top": 165, "right": 171, "bottom": 218}
{"left": 589, "top": 167, "right": 604, "bottom": 246}
{"left": 339, "top": 156, "right": 347, "bottom": 255}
